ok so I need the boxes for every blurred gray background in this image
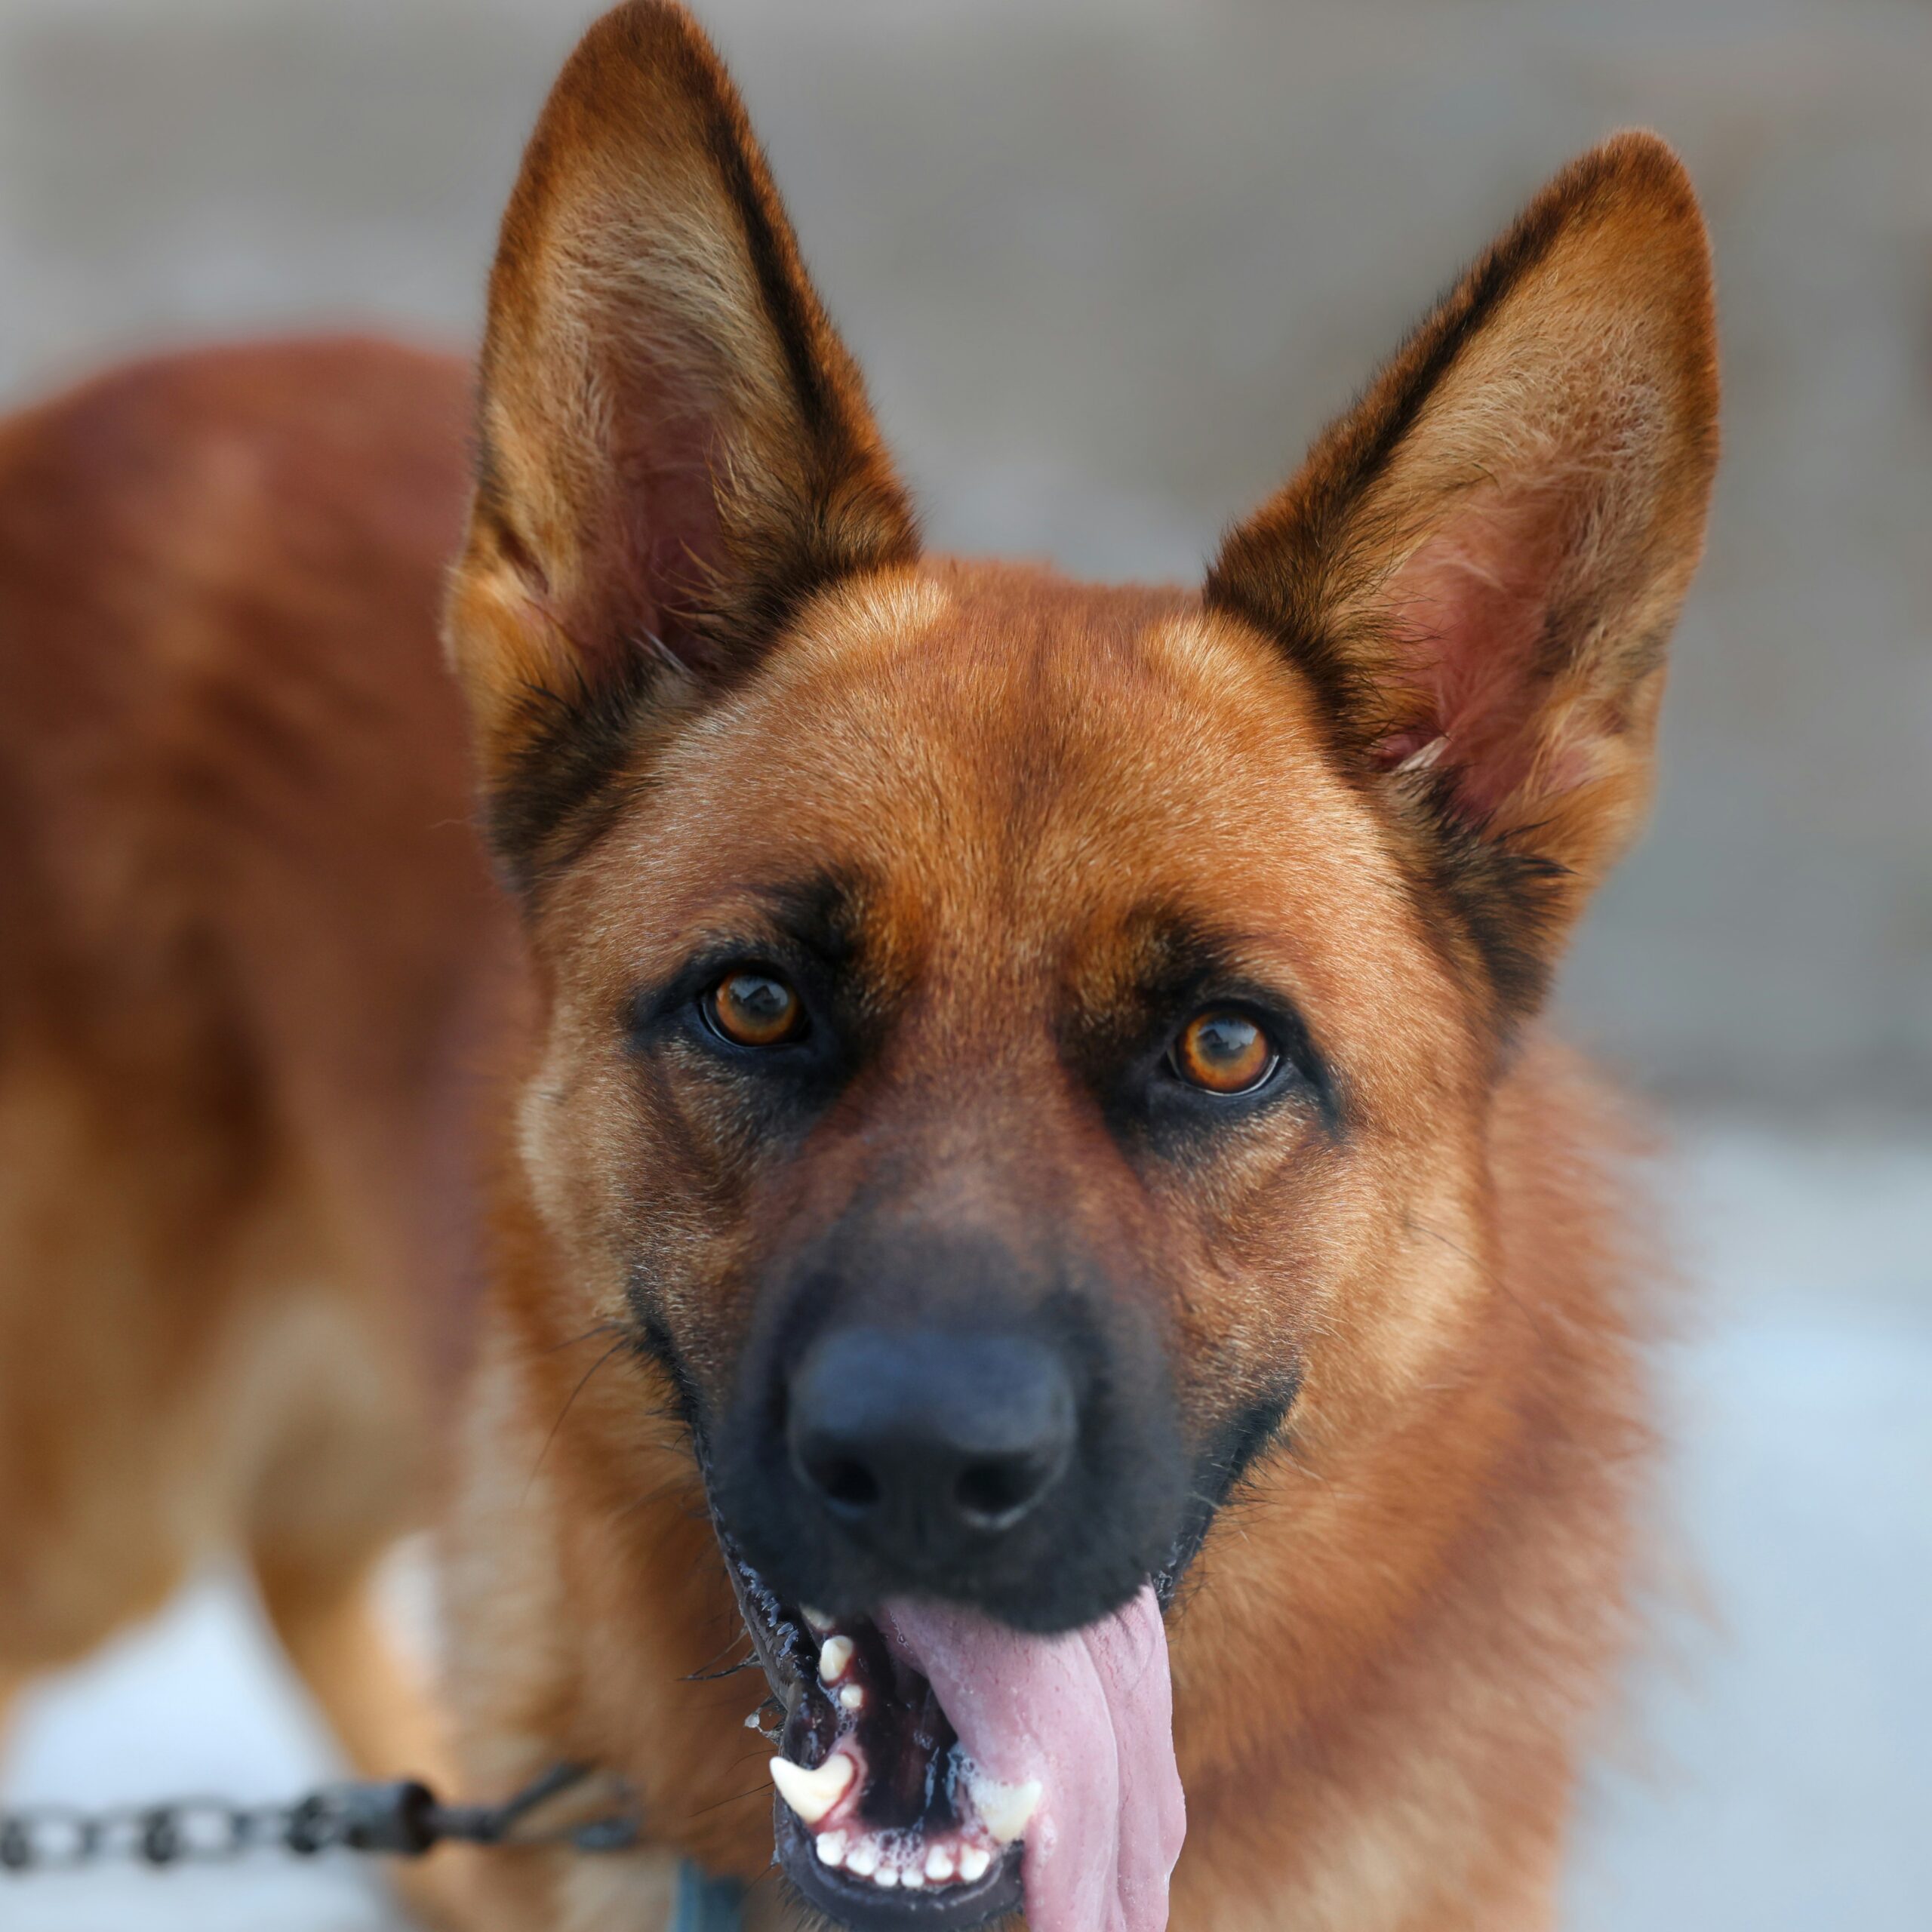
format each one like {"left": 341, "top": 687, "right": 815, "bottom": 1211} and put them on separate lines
{"left": 1, "top": 3, "right": 1926, "bottom": 1930}
{"left": 4, "top": 0, "right": 1930, "bottom": 1117}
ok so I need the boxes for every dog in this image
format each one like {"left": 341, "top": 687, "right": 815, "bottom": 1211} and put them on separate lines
{"left": 0, "top": 334, "right": 492, "bottom": 1923}
{"left": 1, "top": 4, "right": 1716, "bottom": 1929}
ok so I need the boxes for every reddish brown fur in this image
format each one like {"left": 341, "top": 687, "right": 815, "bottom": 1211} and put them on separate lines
{"left": 0, "top": 339, "right": 509, "bottom": 1918}
{"left": 1, "top": 5, "right": 1716, "bottom": 1930}
{"left": 440, "top": 574, "right": 1667, "bottom": 1931}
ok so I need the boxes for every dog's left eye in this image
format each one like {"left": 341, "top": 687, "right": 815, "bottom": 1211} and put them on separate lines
{"left": 707, "top": 969, "right": 807, "bottom": 1048}
{"left": 1170, "top": 1008, "right": 1278, "bottom": 1095}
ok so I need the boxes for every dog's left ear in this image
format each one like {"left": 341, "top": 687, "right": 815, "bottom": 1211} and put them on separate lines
{"left": 1208, "top": 131, "right": 1718, "bottom": 1014}
{"left": 448, "top": 1, "right": 917, "bottom": 879}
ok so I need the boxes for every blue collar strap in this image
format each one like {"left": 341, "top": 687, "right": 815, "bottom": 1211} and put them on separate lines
{"left": 672, "top": 1857, "right": 748, "bottom": 1932}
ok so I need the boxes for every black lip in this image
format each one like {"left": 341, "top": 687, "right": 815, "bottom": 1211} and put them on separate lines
{"left": 719, "top": 1527, "right": 816, "bottom": 1701}
{"left": 773, "top": 1804, "right": 1023, "bottom": 1932}
{"left": 711, "top": 1471, "right": 1240, "bottom": 1932}
{"left": 717, "top": 1528, "right": 1023, "bottom": 1932}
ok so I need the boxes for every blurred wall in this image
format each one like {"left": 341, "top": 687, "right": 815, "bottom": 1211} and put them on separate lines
{"left": 2, "top": 0, "right": 1927, "bottom": 1115}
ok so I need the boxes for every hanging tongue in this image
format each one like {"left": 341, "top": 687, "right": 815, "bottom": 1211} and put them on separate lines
{"left": 880, "top": 1586, "right": 1184, "bottom": 1932}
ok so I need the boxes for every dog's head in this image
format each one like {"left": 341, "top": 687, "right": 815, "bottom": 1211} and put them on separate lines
{"left": 445, "top": 5, "right": 1715, "bottom": 1924}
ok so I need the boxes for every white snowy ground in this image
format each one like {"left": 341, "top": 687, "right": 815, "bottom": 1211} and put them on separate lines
{"left": 4, "top": 1124, "right": 1928, "bottom": 1932}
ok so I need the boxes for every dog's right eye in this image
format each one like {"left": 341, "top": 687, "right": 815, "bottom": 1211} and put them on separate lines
{"left": 1171, "top": 1008, "right": 1278, "bottom": 1095}
{"left": 706, "top": 969, "right": 807, "bottom": 1048}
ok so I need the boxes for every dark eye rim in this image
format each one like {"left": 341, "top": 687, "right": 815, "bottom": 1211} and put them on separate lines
{"left": 623, "top": 942, "right": 844, "bottom": 1078}
{"left": 1161, "top": 1002, "right": 1290, "bottom": 1100}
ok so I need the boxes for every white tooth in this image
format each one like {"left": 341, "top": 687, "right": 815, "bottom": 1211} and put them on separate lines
{"left": 924, "top": 1845, "right": 955, "bottom": 1882}
{"left": 744, "top": 1710, "right": 762, "bottom": 1730}
{"left": 801, "top": 1607, "right": 834, "bottom": 1635}
{"left": 901, "top": 1866, "right": 926, "bottom": 1889}
{"left": 873, "top": 1866, "right": 900, "bottom": 1889}
{"left": 838, "top": 1684, "right": 865, "bottom": 1712}
{"left": 768, "top": 1752, "right": 856, "bottom": 1826}
{"left": 816, "top": 1830, "right": 848, "bottom": 1868}
{"left": 844, "top": 1838, "right": 879, "bottom": 1878}
{"left": 976, "top": 1778, "right": 1042, "bottom": 1845}
{"left": 819, "top": 1635, "right": 856, "bottom": 1682}
{"left": 958, "top": 1845, "right": 991, "bottom": 1883}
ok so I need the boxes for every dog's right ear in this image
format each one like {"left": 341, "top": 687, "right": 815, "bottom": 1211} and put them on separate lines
{"left": 447, "top": 0, "right": 917, "bottom": 879}
{"left": 1207, "top": 132, "right": 1717, "bottom": 1021}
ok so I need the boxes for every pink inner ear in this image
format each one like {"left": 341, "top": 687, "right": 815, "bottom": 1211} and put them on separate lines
{"left": 626, "top": 440, "right": 727, "bottom": 660}
{"left": 570, "top": 374, "right": 732, "bottom": 680}
{"left": 1371, "top": 482, "right": 1583, "bottom": 822}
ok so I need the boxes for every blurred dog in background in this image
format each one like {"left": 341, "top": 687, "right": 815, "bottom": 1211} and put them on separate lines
{"left": 0, "top": 335, "right": 496, "bottom": 1920}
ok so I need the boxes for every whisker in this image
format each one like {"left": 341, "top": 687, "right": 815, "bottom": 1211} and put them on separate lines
{"left": 685, "top": 1654, "right": 760, "bottom": 1683}
{"left": 610, "top": 1474, "right": 706, "bottom": 1521}
{"left": 681, "top": 1783, "right": 769, "bottom": 1823}
{"left": 540, "top": 1319, "right": 626, "bottom": 1358}
{"left": 689, "top": 1627, "right": 752, "bottom": 1672}
{"left": 684, "top": 1627, "right": 758, "bottom": 1682}
{"left": 521, "top": 1337, "right": 629, "bottom": 1503}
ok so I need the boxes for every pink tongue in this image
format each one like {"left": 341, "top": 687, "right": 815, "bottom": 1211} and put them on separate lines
{"left": 880, "top": 1587, "right": 1184, "bottom": 1932}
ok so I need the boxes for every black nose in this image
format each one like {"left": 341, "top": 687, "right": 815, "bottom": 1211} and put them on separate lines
{"left": 786, "top": 1327, "right": 1077, "bottom": 1561}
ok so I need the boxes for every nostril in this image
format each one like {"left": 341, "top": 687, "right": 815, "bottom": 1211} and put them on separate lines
{"left": 809, "top": 1454, "right": 882, "bottom": 1512}
{"left": 786, "top": 1324, "right": 1078, "bottom": 1546}
{"left": 953, "top": 1455, "right": 1048, "bottom": 1528}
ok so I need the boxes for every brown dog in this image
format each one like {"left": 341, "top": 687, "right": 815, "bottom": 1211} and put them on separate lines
{"left": 1, "top": 4, "right": 1716, "bottom": 1930}
{"left": 0, "top": 338, "right": 474, "bottom": 1737}
{"left": 0, "top": 338, "right": 494, "bottom": 1924}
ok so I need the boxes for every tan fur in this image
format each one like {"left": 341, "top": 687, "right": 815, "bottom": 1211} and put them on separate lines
{"left": 440, "top": 567, "right": 1666, "bottom": 1932}
{"left": 1, "top": 7, "right": 1716, "bottom": 1930}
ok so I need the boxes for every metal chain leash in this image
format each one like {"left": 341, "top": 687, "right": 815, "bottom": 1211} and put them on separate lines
{"left": 0, "top": 1761, "right": 638, "bottom": 1875}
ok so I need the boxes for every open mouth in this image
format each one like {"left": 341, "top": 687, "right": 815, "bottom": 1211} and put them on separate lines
{"left": 721, "top": 1529, "right": 1186, "bottom": 1932}
{"left": 730, "top": 1555, "right": 1029, "bottom": 1929}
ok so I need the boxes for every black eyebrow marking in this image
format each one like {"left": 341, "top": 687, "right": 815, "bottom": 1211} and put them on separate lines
{"left": 746, "top": 865, "right": 869, "bottom": 971}
{"left": 1121, "top": 908, "right": 1247, "bottom": 1014}
{"left": 625, "top": 863, "right": 888, "bottom": 1075}
{"left": 1063, "top": 899, "right": 1343, "bottom": 1132}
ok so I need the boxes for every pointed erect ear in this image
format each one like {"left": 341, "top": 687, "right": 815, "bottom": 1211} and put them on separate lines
{"left": 447, "top": 0, "right": 918, "bottom": 878}
{"left": 1208, "top": 131, "right": 1718, "bottom": 1017}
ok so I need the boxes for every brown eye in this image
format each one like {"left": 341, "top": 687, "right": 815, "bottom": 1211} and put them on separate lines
{"left": 1172, "top": 1009, "right": 1277, "bottom": 1095}
{"left": 710, "top": 970, "right": 804, "bottom": 1048}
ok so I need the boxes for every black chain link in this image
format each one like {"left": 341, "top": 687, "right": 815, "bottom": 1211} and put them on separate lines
{"left": 0, "top": 1762, "right": 638, "bottom": 1875}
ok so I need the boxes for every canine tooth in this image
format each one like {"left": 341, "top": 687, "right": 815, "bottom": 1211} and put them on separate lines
{"left": 872, "top": 1865, "right": 900, "bottom": 1888}
{"left": 838, "top": 1684, "right": 865, "bottom": 1712}
{"left": 924, "top": 1845, "right": 955, "bottom": 1881}
{"left": 976, "top": 1778, "right": 1041, "bottom": 1845}
{"left": 819, "top": 1635, "right": 856, "bottom": 1682}
{"left": 768, "top": 1752, "right": 856, "bottom": 1826}
{"left": 816, "top": 1829, "right": 848, "bottom": 1868}
{"left": 744, "top": 1710, "right": 762, "bottom": 1729}
{"left": 958, "top": 1845, "right": 991, "bottom": 1883}
{"left": 801, "top": 1606, "right": 833, "bottom": 1635}
{"left": 844, "top": 1838, "right": 879, "bottom": 1878}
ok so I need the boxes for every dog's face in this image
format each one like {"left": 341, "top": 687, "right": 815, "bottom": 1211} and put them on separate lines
{"left": 446, "top": 6, "right": 1715, "bottom": 1924}
{"left": 509, "top": 565, "right": 1437, "bottom": 1635}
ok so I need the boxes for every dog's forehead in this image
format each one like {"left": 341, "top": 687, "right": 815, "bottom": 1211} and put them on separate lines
{"left": 595, "top": 563, "right": 1416, "bottom": 984}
